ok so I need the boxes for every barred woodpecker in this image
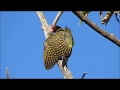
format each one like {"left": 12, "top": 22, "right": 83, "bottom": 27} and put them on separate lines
{"left": 43, "top": 25, "right": 74, "bottom": 70}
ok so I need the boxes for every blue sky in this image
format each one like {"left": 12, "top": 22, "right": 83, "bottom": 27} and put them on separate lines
{"left": 0, "top": 11, "right": 120, "bottom": 79}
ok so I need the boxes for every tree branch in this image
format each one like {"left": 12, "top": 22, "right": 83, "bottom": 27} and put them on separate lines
{"left": 36, "top": 11, "right": 73, "bottom": 79}
{"left": 6, "top": 67, "right": 9, "bottom": 79}
{"left": 102, "top": 11, "right": 114, "bottom": 26}
{"left": 81, "top": 72, "right": 87, "bottom": 79}
{"left": 72, "top": 11, "right": 120, "bottom": 47}
{"left": 114, "top": 11, "right": 120, "bottom": 22}
{"left": 57, "top": 60, "right": 73, "bottom": 79}
{"left": 51, "top": 11, "right": 64, "bottom": 26}
{"left": 36, "top": 11, "right": 52, "bottom": 39}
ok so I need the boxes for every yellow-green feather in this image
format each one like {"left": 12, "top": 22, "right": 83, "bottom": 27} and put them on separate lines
{"left": 43, "top": 27, "right": 74, "bottom": 70}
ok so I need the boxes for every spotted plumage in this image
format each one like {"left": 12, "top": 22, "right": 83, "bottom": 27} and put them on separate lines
{"left": 43, "top": 26, "right": 74, "bottom": 70}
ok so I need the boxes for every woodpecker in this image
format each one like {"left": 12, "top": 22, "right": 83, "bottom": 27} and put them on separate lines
{"left": 43, "top": 25, "right": 74, "bottom": 70}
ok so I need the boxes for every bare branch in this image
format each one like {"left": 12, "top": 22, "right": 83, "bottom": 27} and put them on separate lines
{"left": 51, "top": 11, "right": 64, "bottom": 26}
{"left": 81, "top": 72, "right": 87, "bottom": 79}
{"left": 36, "top": 11, "right": 73, "bottom": 79}
{"left": 102, "top": 11, "right": 114, "bottom": 26}
{"left": 114, "top": 11, "right": 120, "bottom": 22}
{"left": 6, "top": 67, "right": 9, "bottom": 79}
{"left": 100, "top": 11, "right": 103, "bottom": 20}
{"left": 72, "top": 11, "right": 120, "bottom": 47}
{"left": 57, "top": 61, "right": 73, "bottom": 79}
{"left": 36, "top": 11, "right": 52, "bottom": 39}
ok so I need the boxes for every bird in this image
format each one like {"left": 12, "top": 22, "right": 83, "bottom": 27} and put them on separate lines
{"left": 43, "top": 25, "right": 74, "bottom": 70}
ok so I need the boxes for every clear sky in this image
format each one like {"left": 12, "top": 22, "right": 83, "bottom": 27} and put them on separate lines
{"left": 0, "top": 11, "right": 120, "bottom": 79}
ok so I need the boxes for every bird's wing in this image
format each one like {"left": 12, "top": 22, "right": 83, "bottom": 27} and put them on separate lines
{"left": 44, "top": 35, "right": 71, "bottom": 70}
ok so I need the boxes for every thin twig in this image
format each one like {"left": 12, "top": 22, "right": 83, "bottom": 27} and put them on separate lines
{"left": 100, "top": 11, "right": 103, "bottom": 20}
{"left": 51, "top": 11, "right": 64, "bottom": 26}
{"left": 81, "top": 72, "right": 87, "bottom": 79}
{"left": 102, "top": 11, "right": 114, "bottom": 26}
{"left": 72, "top": 11, "right": 120, "bottom": 47}
{"left": 114, "top": 11, "right": 120, "bottom": 22}
{"left": 36, "top": 11, "right": 73, "bottom": 79}
{"left": 6, "top": 67, "right": 9, "bottom": 79}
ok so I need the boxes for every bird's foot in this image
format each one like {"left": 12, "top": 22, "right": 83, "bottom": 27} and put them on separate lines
{"left": 61, "top": 56, "right": 68, "bottom": 68}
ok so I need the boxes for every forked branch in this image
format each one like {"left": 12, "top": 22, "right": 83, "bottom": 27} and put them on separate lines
{"left": 36, "top": 11, "right": 73, "bottom": 79}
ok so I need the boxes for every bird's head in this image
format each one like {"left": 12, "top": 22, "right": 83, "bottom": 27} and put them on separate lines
{"left": 51, "top": 25, "right": 61, "bottom": 33}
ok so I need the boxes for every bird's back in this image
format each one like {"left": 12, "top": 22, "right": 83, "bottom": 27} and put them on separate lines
{"left": 44, "top": 27, "right": 74, "bottom": 70}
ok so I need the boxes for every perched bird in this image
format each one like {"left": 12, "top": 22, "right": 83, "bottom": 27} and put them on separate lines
{"left": 43, "top": 25, "right": 74, "bottom": 70}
